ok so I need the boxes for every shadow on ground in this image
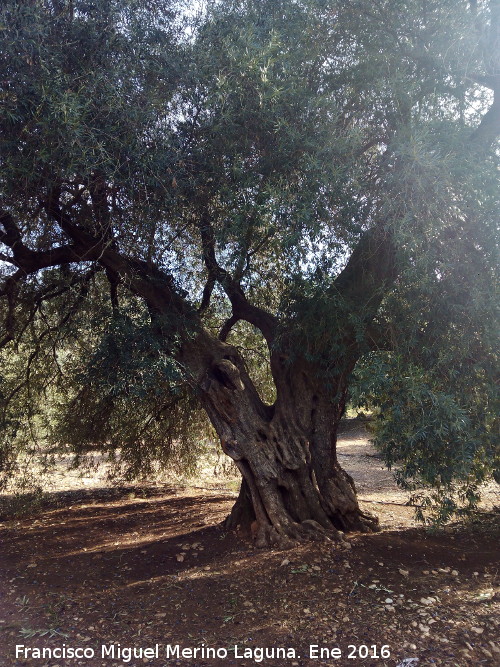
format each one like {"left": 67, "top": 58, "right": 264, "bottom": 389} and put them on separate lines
{"left": 0, "top": 482, "right": 498, "bottom": 667}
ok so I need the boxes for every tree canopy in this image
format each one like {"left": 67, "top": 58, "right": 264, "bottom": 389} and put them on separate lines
{"left": 0, "top": 0, "right": 498, "bottom": 539}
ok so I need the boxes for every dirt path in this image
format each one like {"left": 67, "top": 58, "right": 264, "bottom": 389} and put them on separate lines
{"left": 0, "top": 426, "right": 498, "bottom": 667}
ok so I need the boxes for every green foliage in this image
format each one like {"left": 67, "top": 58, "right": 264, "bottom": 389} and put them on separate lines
{"left": 56, "top": 310, "right": 212, "bottom": 480}
{"left": 81, "top": 313, "right": 183, "bottom": 399}
{"left": 352, "top": 286, "right": 499, "bottom": 522}
{"left": 0, "top": 0, "right": 184, "bottom": 258}
{"left": 0, "top": 278, "right": 212, "bottom": 489}
{"left": 276, "top": 277, "right": 366, "bottom": 381}
{"left": 349, "top": 88, "right": 500, "bottom": 522}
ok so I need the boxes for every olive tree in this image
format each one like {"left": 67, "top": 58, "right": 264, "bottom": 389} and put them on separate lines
{"left": 1, "top": 0, "right": 498, "bottom": 545}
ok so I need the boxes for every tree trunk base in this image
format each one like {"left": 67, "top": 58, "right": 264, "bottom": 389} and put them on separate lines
{"left": 223, "top": 476, "right": 379, "bottom": 549}
{"left": 223, "top": 478, "right": 256, "bottom": 537}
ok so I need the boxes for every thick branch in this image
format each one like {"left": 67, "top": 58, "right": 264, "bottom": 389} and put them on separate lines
{"left": 469, "top": 0, "right": 500, "bottom": 147}
{"left": 470, "top": 88, "right": 500, "bottom": 147}
{"left": 219, "top": 314, "right": 240, "bottom": 342}
{"left": 198, "top": 274, "right": 215, "bottom": 315}
{"left": 0, "top": 276, "right": 17, "bottom": 349}
{"left": 1, "top": 209, "right": 103, "bottom": 272}
{"left": 0, "top": 210, "right": 22, "bottom": 248}
{"left": 333, "top": 226, "right": 398, "bottom": 320}
{"left": 43, "top": 199, "right": 193, "bottom": 319}
{"left": 198, "top": 214, "right": 277, "bottom": 344}
{"left": 1, "top": 204, "right": 198, "bottom": 350}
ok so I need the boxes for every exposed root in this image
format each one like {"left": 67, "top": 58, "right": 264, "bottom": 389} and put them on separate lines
{"left": 224, "top": 475, "right": 380, "bottom": 549}
{"left": 352, "top": 510, "right": 380, "bottom": 533}
{"left": 247, "top": 516, "right": 346, "bottom": 549}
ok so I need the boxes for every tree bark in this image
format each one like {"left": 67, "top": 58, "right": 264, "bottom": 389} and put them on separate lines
{"left": 188, "top": 334, "right": 379, "bottom": 548}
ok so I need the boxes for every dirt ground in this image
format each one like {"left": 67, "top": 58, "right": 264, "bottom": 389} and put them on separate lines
{"left": 0, "top": 423, "right": 498, "bottom": 667}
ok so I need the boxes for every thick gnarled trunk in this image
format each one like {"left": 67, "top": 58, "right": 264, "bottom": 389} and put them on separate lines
{"left": 222, "top": 427, "right": 379, "bottom": 549}
{"left": 192, "top": 336, "right": 379, "bottom": 548}
{"left": 221, "top": 411, "right": 379, "bottom": 548}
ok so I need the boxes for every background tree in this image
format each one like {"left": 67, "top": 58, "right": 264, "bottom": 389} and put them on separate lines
{"left": 1, "top": 0, "right": 498, "bottom": 546}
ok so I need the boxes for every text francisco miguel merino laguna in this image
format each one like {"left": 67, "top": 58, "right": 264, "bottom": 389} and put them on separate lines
{"left": 15, "top": 643, "right": 392, "bottom": 662}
